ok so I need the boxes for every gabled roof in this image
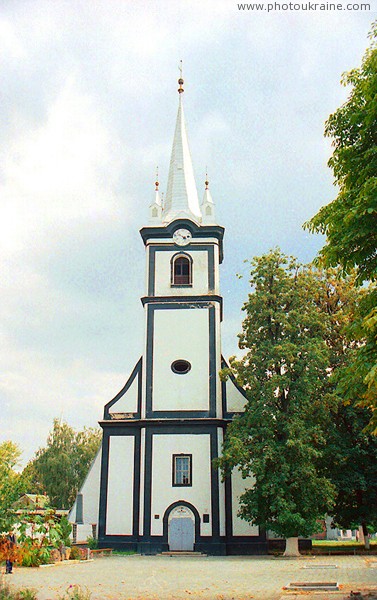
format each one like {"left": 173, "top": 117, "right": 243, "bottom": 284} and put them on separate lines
{"left": 13, "top": 493, "right": 50, "bottom": 509}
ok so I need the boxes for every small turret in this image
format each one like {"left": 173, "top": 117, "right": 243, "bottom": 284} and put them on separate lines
{"left": 148, "top": 169, "right": 163, "bottom": 223}
{"left": 200, "top": 176, "right": 216, "bottom": 224}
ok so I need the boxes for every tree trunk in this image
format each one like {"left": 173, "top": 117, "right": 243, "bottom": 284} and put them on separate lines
{"left": 362, "top": 522, "right": 370, "bottom": 550}
{"left": 358, "top": 525, "right": 365, "bottom": 545}
{"left": 283, "top": 537, "right": 301, "bottom": 557}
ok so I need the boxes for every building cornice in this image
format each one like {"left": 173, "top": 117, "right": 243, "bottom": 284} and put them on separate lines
{"left": 140, "top": 219, "right": 224, "bottom": 263}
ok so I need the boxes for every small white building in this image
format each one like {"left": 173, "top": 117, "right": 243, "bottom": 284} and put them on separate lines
{"left": 69, "top": 75, "right": 267, "bottom": 555}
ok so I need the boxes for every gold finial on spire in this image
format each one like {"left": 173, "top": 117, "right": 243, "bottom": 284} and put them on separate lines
{"left": 155, "top": 166, "right": 159, "bottom": 191}
{"left": 178, "top": 60, "right": 184, "bottom": 94}
{"left": 205, "top": 167, "right": 209, "bottom": 190}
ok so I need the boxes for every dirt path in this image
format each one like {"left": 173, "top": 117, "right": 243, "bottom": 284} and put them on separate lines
{"left": 3, "top": 554, "right": 377, "bottom": 600}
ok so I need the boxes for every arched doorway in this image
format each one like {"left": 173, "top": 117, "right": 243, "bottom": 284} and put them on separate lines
{"left": 168, "top": 505, "right": 195, "bottom": 551}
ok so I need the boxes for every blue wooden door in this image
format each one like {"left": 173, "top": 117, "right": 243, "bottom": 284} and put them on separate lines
{"left": 169, "top": 517, "right": 194, "bottom": 551}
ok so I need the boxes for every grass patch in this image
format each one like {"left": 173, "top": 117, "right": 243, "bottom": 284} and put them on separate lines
{"left": 111, "top": 550, "right": 137, "bottom": 556}
{"left": 313, "top": 540, "right": 377, "bottom": 547}
{"left": 0, "top": 580, "right": 38, "bottom": 600}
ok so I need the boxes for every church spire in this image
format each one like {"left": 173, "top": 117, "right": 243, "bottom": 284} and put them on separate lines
{"left": 162, "top": 64, "right": 202, "bottom": 225}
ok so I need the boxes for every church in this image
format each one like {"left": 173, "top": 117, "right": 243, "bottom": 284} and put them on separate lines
{"left": 69, "top": 74, "right": 267, "bottom": 556}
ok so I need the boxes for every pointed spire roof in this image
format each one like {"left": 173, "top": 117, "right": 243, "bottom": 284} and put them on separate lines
{"left": 162, "top": 71, "right": 202, "bottom": 224}
{"left": 202, "top": 177, "right": 214, "bottom": 205}
{"left": 154, "top": 169, "right": 162, "bottom": 207}
{"left": 201, "top": 177, "right": 217, "bottom": 224}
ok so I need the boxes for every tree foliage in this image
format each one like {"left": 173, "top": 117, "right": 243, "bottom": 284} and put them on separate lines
{"left": 305, "top": 21, "right": 377, "bottom": 284}
{"left": 313, "top": 274, "right": 377, "bottom": 540}
{"left": 0, "top": 441, "right": 26, "bottom": 532}
{"left": 323, "top": 403, "right": 377, "bottom": 537}
{"left": 23, "top": 420, "right": 102, "bottom": 510}
{"left": 305, "top": 22, "right": 377, "bottom": 430}
{"left": 219, "top": 249, "right": 336, "bottom": 541}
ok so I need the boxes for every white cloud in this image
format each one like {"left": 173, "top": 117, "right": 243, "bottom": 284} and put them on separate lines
{"left": 0, "top": 18, "right": 25, "bottom": 60}
{"left": 2, "top": 344, "right": 127, "bottom": 464}
{"left": 0, "top": 76, "right": 124, "bottom": 255}
{"left": 0, "top": 0, "right": 373, "bottom": 464}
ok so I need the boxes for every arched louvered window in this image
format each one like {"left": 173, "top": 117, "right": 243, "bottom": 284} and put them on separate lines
{"left": 171, "top": 254, "right": 192, "bottom": 286}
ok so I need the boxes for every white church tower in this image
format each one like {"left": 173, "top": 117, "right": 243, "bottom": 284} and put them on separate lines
{"left": 70, "top": 73, "right": 267, "bottom": 555}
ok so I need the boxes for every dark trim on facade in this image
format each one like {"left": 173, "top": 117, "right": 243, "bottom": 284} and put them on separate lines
{"left": 98, "top": 418, "right": 230, "bottom": 428}
{"left": 132, "top": 431, "right": 141, "bottom": 538}
{"left": 142, "top": 424, "right": 219, "bottom": 550}
{"left": 98, "top": 430, "right": 110, "bottom": 541}
{"left": 143, "top": 428, "right": 153, "bottom": 539}
{"left": 141, "top": 295, "right": 223, "bottom": 320}
{"left": 140, "top": 220, "right": 224, "bottom": 263}
{"left": 225, "top": 473, "right": 233, "bottom": 538}
{"left": 145, "top": 302, "right": 218, "bottom": 419}
{"left": 103, "top": 357, "right": 142, "bottom": 420}
{"left": 208, "top": 306, "right": 216, "bottom": 418}
{"left": 98, "top": 422, "right": 268, "bottom": 554}
{"left": 98, "top": 427, "right": 141, "bottom": 544}
{"left": 210, "top": 430, "right": 220, "bottom": 538}
{"left": 147, "top": 245, "right": 216, "bottom": 296}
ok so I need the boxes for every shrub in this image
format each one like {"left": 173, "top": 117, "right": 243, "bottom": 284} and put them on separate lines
{"left": 59, "top": 517, "right": 72, "bottom": 547}
{"left": 69, "top": 546, "right": 81, "bottom": 560}
{"left": 20, "top": 541, "right": 52, "bottom": 567}
{"left": 86, "top": 536, "right": 98, "bottom": 550}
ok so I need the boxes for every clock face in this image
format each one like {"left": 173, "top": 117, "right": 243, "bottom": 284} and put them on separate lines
{"left": 173, "top": 228, "right": 192, "bottom": 246}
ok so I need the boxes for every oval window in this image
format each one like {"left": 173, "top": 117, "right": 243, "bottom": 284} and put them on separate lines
{"left": 171, "top": 360, "right": 191, "bottom": 374}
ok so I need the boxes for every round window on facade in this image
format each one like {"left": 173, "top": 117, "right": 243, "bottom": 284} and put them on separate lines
{"left": 171, "top": 359, "right": 191, "bottom": 374}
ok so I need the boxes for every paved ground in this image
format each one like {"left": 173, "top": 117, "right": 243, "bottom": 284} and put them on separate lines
{"left": 3, "top": 554, "right": 377, "bottom": 600}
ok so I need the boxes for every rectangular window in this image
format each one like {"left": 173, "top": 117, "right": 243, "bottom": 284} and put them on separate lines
{"left": 75, "top": 493, "right": 83, "bottom": 524}
{"left": 172, "top": 454, "right": 192, "bottom": 487}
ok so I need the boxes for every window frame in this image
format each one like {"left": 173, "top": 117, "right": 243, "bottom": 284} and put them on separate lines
{"left": 171, "top": 253, "right": 193, "bottom": 287}
{"left": 171, "top": 359, "right": 191, "bottom": 375}
{"left": 172, "top": 453, "right": 193, "bottom": 487}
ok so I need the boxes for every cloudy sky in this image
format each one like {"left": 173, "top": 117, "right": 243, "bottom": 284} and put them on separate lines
{"left": 1, "top": 0, "right": 375, "bottom": 466}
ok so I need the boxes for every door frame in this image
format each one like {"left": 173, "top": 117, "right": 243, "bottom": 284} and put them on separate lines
{"left": 163, "top": 501, "right": 201, "bottom": 550}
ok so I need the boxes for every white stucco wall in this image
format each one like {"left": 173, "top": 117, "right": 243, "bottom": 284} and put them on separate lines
{"left": 68, "top": 447, "right": 102, "bottom": 542}
{"left": 231, "top": 468, "right": 259, "bottom": 536}
{"left": 106, "top": 436, "right": 134, "bottom": 535}
{"left": 108, "top": 368, "right": 138, "bottom": 414}
{"left": 226, "top": 378, "right": 247, "bottom": 413}
{"left": 152, "top": 308, "right": 209, "bottom": 412}
{"left": 150, "top": 433, "right": 212, "bottom": 537}
{"left": 154, "top": 249, "right": 209, "bottom": 296}
{"left": 215, "top": 304, "right": 222, "bottom": 416}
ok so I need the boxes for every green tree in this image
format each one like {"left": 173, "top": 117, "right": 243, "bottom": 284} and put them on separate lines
{"left": 305, "top": 22, "right": 377, "bottom": 430}
{"left": 323, "top": 403, "right": 377, "bottom": 548}
{"left": 0, "top": 441, "right": 26, "bottom": 532}
{"left": 312, "top": 272, "right": 377, "bottom": 548}
{"left": 23, "top": 420, "right": 101, "bottom": 510}
{"left": 219, "top": 249, "right": 335, "bottom": 556}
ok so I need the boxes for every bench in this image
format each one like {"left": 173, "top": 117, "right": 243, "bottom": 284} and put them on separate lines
{"left": 90, "top": 548, "right": 113, "bottom": 557}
